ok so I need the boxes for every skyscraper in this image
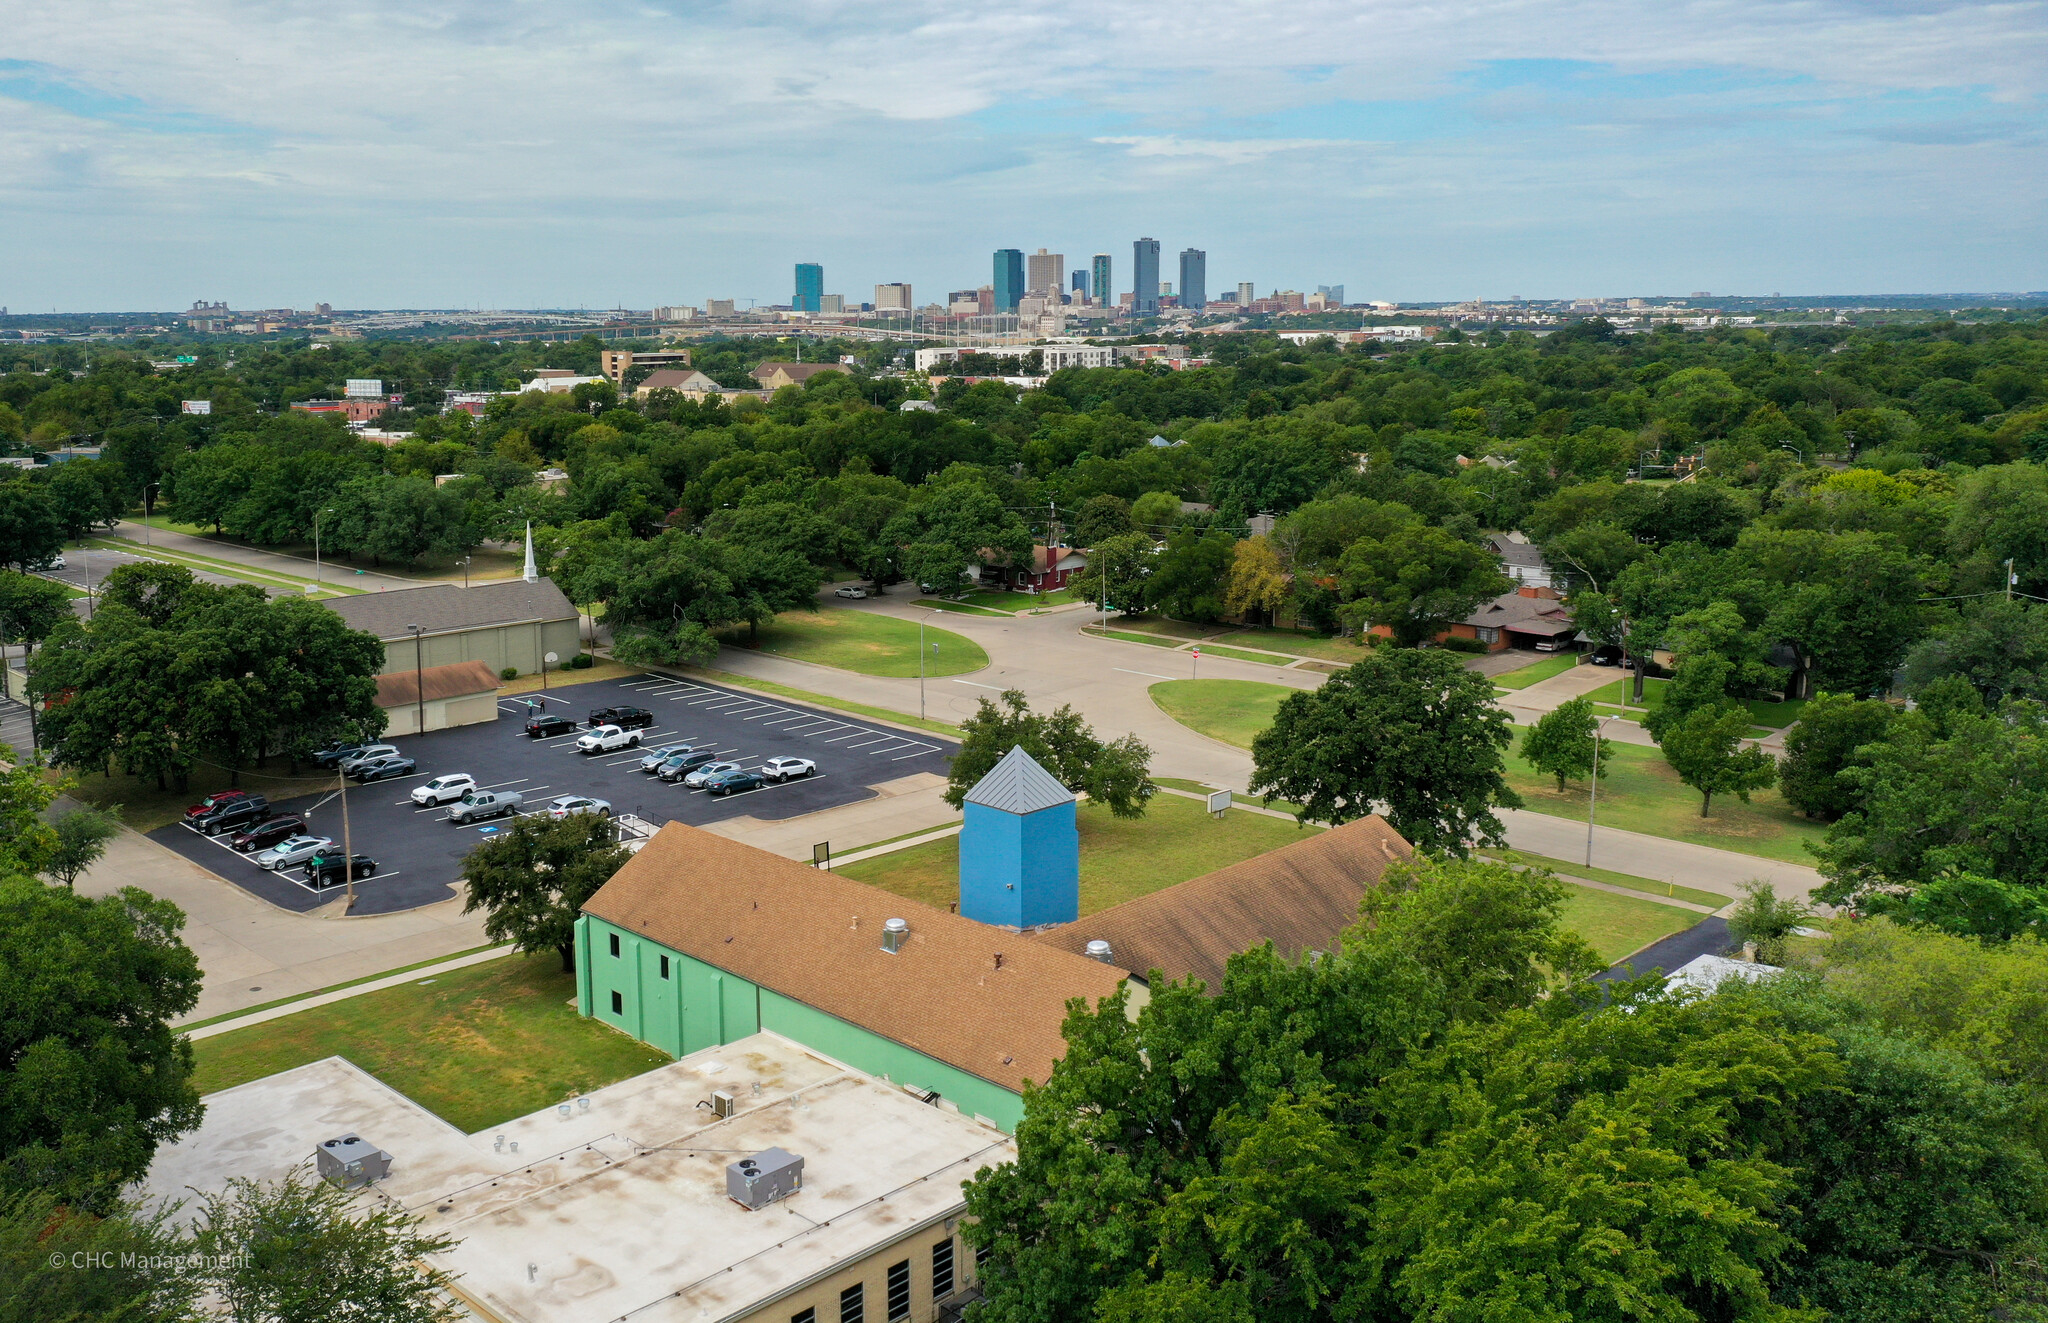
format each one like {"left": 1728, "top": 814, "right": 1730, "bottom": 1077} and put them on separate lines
{"left": 1179, "top": 248, "right": 1206, "bottom": 311}
{"left": 1092, "top": 254, "right": 1112, "bottom": 310}
{"left": 793, "top": 262, "right": 823, "bottom": 313}
{"left": 874, "top": 283, "right": 912, "bottom": 311}
{"left": 1237, "top": 281, "right": 1256, "bottom": 307}
{"left": 1132, "top": 238, "right": 1160, "bottom": 313}
{"left": 1317, "top": 284, "right": 1345, "bottom": 307}
{"left": 1072, "top": 270, "right": 1089, "bottom": 300}
{"left": 993, "top": 249, "right": 1024, "bottom": 312}
{"left": 1026, "top": 248, "right": 1064, "bottom": 296}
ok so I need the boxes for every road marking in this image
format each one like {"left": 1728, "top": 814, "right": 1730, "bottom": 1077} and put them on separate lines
{"left": 1113, "top": 667, "right": 1177, "bottom": 681}
{"left": 950, "top": 679, "right": 1003, "bottom": 689}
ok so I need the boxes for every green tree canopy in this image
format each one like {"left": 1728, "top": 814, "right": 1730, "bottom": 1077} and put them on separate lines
{"left": 945, "top": 689, "right": 1154, "bottom": 819}
{"left": 1518, "top": 694, "right": 1608, "bottom": 792}
{"left": 460, "top": 814, "right": 631, "bottom": 972}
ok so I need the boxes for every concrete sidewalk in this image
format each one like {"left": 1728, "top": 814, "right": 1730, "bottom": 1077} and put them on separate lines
{"left": 1500, "top": 808, "right": 1821, "bottom": 901}
{"left": 108, "top": 520, "right": 420, "bottom": 591}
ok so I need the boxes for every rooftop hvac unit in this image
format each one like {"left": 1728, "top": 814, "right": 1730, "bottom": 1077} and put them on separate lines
{"left": 726, "top": 1147, "right": 804, "bottom": 1210}
{"left": 314, "top": 1135, "right": 392, "bottom": 1189}
{"left": 712, "top": 1090, "right": 735, "bottom": 1119}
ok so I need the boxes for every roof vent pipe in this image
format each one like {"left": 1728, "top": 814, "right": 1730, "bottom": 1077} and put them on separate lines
{"left": 881, "top": 918, "right": 909, "bottom": 954}
{"left": 1085, "top": 939, "right": 1114, "bottom": 963}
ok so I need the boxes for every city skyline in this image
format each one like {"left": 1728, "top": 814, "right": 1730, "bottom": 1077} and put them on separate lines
{"left": 3, "top": 1, "right": 2044, "bottom": 309}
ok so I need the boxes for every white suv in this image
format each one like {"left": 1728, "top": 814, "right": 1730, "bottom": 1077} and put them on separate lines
{"left": 761, "top": 756, "right": 816, "bottom": 782}
{"left": 411, "top": 773, "right": 476, "bottom": 806}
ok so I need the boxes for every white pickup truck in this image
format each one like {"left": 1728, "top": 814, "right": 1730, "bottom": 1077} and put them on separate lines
{"left": 447, "top": 789, "right": 524, "bottom": 824}
{"left": 575, "top": 724, "right": 642, "bottom": 755}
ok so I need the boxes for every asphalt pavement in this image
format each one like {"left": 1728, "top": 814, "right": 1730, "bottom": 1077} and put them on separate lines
{"left": 145, "top": 673, "right": 956, "bottom": 917}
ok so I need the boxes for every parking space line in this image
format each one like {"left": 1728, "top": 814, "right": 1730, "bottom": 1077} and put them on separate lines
{"left": 950, "top": 679, "right": 1004, "bottom": 689}
{"left": 477, "top": 779, "right": 532, "bottom": 790}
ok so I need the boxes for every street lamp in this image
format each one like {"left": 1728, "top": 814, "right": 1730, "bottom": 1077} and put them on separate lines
{"left": 917, "top": 607, "right": 943, "bottom": 721}
{"left": 1586, "top": 714, "right": 1618, "bottom": 867}
{"left": 406, "top": 624, "right": 425, "bottom": 735}
{"left": 141, "top": 482, "right": 159, "bottom": 547}
{"left": 313, "top": 507, "right": 335, "bottom": 586}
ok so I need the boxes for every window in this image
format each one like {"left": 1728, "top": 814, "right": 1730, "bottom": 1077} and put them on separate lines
{"left": 609, "top": 933, "right": 621, "bottom": 958}
{"left": 932, "top": 1239, "right": 954, "bottom": 1299}
{"left": 840, "top": 1281, "right": 864, "bottom": 1323}
{"left": 609, "top": 991, "right": 623, "bottom": 1015}
{"left": 659, "top": 954, "right": 670, "bottom": 979}
{"left": 886, "top": 1259, "right": 910, "bottom": 1321}
{"left": 1476, "top": 626, "right": 1499, "bottom": 644}
{"left": 791, "top": 1310, "right": 815, "bottom": 1323}
{"left": 975, "top": 1244, "right": 991, "bottom": 1270}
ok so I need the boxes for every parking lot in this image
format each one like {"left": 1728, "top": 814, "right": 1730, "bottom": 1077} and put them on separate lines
{"left": 146, "top": 673, "right": 956, "bottom": 916}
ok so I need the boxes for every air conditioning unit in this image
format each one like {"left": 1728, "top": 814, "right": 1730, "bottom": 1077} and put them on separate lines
{"left": 711, "top": 1090, "right": 735, "bottom": 1119}
{"left": 315, "top": 1135, "right": 392, "bottom": 1189}
{"left": 726, "top": 1148, "right": 804, "bottom": 1210}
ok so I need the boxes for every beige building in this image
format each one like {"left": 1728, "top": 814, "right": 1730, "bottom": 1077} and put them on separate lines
{"left": 873, "top": 282, "right": 913, "bottom": 311}
{"left": 322, "top": 578, "right": 581, "bottom": 679}
{"left": 373, "top": 659, "right": 502, "bottom": 735}
{"left": 600, "top": 348, "right": 693, "bottom": 384}
{"left": 749, "top": 362, "right": 848, "bottom": 392}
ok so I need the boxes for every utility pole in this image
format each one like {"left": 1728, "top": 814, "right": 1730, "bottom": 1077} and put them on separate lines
{"left": 407, "top": 624, "right": 425, "bottom": 735}
{"left": 339, "top": 763, "right": 355, "bottom": 914}
{"left": 1587, "top": 715, "right": 1616, "bottom": 867}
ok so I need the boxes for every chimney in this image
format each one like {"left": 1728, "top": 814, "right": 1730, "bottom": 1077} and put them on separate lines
{"left": 1084, "top": 939, "right": 1114, "bottom": 963}
{"left": 881, "top": 917, "right": 909, "bottom": 954}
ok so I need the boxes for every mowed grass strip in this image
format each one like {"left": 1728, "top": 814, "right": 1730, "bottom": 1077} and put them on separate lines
{"left": 1557, "top": 885, "right": 1701, "bottom": 966}
{"left": 1490, "top": 655, "right": 1580, "bottom": 689}
{"left": 718, "top": 610, "right": 988, "bottom": 677}
{"left": 1148, "top": 679, "right": 1297, "bottom": 750}
{"left": 1484, "top": 848, "right": 1730, "bottom": 910}
{"left": 1197, "top": 644, "right": 1292, "bottom": 666}
{"left": 190, "top": 954, "right": 670, "bottom": 1133}
{"left": 1212, "top": 627, "right": 1377, "bottom": 664}
{"left": 835, "top": 791, "right": 1319, "bottom": 916}
{"left": 1582, "top": 676, "right": 1807, "bottom": 730}
{"left": 1085, "top": 626, "right": 1185, "bottom": 648}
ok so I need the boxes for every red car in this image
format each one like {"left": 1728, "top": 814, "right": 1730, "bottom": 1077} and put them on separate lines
{"left": 184, "top": 789, "right": 252, "bottom": 821}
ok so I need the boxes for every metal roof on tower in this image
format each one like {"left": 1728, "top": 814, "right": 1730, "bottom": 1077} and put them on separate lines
{"left": 963, "top": 745, "right": 1076, "bottom": 815}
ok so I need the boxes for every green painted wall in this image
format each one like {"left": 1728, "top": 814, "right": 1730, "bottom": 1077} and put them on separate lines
{"left": 576, "top": 915, "right": 1025, "bottom": 1131}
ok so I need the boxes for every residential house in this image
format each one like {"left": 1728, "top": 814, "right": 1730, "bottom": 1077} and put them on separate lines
{"left": 982, "top": 544, "right": 1088, "bottom": 593}
{"left": 1489, "top": 531, "right": 1555, "bottom": 588}
{"left": 749, "top": 362, "right": 846, "bottom": 392}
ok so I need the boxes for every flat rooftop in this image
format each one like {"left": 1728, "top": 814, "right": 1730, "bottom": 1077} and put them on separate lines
{"left": 141, "top": 1032, "right": 1013, "bottom": 1323}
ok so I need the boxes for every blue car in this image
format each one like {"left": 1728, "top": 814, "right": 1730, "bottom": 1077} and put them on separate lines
{"left": 704, "top": 769, "right": 765, "bottom": 797}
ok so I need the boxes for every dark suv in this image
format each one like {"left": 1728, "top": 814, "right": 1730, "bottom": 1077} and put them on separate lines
{"left": 190, "top": 795, "right": 272, "bottom": 836}
{"left": 231, "top": 815, "right": 307, "bottom": 853}
{"left": 588, "top": 705, "right": 654, "bottom": 731}
{"left": 524, "top": 713, "right": 577, "bottom": 738}
{"left": 304, "top": 852, "right": 378, "bottom": 888}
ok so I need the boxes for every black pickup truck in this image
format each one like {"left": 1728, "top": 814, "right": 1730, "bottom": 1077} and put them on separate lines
{"left": 588, "top": 705, "right": 655, "bottom": 731}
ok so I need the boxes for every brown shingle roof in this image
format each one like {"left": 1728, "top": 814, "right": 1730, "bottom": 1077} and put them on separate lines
{"left": 749, "top": 362, "right": 845, "bottom": 385}
{"left": 373, "top": 660, "right": 500, "bottom": 709}
{"left": 581, "top": 824, "right": 1126, "bottom": 1094}
{"left": 1031, "top": 816, "right": 1413, "bottom": 991}
{"left": 321, "top": 577, "right": 577, "bottom": 641}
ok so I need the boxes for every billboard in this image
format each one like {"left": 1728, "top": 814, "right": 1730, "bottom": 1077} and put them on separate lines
{"left": 180, "top": 400, "right": 212, "bottom": 415}
{"left": 343, "top": 378, "right": 383, "bottom": 398}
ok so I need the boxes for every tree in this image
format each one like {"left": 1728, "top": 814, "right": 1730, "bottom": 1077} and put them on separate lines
{"left": 1901, "top": 596, "right": 2048, "bottom": 703}
{"left": 0, "top": 746, "right": 63, "bottom": 877}
{"left": 1336, "top": 523, "right": 1510, "bottom": 646}
{"left": 1, "top": 1189, "right": 201, "bottom": 1323}
{"left": 1518, "top": 695, "right": 1607, "bottom": 792}
{"left": 1149, "top": 527, "right": 1236, "bottom": 622}
{"left": 1069, "top": 532, "right": 1154, "bottom": 616}
{"left": 0, "top": 479, "right": 62, "bottom": 571}
{"left": 0, "top": 879, "right": 202, "bottom": 1209}
{"left": 43, "top": 802, "right": 123, "bottom": 888}
{"left": 1541, "top": 519, "right": 1647, "bottom": 592}
{"left": 882, "top": 479, "right": 1032, "bottom": 596}
{"left": 0, "top": 569, "right": 73, "bottom": 653}
{"left": 1722, "top": 878, "right": 1813, "bottom": 963}
{"left": 1220, "top": 534, "right": 1289, "bottom": 622}
{"left": 1656, "top": 702, "right": 1776, "bottom": 816}
{"left": 193, "top": 1170, "right": 461, "bottom": 1323}
{"left": 460, "top": 815, "right": 631, "bottom": 972}
{"left": 1129, "top": 489, "right": 1183, "bottom": 532}
{"left": 1777, "top": 692, "right": 1894, "bottom": 821}
{"left": 945, "top": 689, "right": 1154, "bottom": 819}
{"left": 1249, "top": 648, "right": 1521, "bottom": 853}
{"left": 1071, "top": 493, "right": 1133, "bottom": 545}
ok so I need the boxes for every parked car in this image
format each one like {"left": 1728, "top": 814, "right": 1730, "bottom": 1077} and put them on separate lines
{"left": 639, "top": 743, "right": 695, "bottom": 773}
{"left": 575, "top": 724, "right": 642, "bottom": 755}
{"left": 587, "top": 705, "right": 654, "bottom": 731}
{"left": 184, "top": 789, "right": 252, "bottom": 821}
{"left": 524, "top": 713, "right": 577, "bottom": 739}
{"left": 546, "top": 795, "right": 612, "bottom": 820}
{"left": 761, "top": 756, "right": 816, "bottom": 782}
{"left": 447, "top": 789, "right": 523, "bottom": 824}
{"left": 834, "top": 585, "right": 868, "bottom": 599}
{"left": 230, "top": 815, "right": 308, "bottom": 853}
{"left": 658, "top": 750, "right": 718, "bottom": 782}
{"left": 349, "top": 754, "right": 417, "bottom": 782}
{"left": 304, "top": 852, "right": 378, "bottom": 888}
{"left": 411, "top": 773, "right": 477, "bottom": 806}
{"left": 311, "top": 742, "right": 370, "bottom": 769}
{"left": 255, "top": 835, "right": 334, "bottom": 871}
{"left": 1532, "top": 637, "right": 1572, "bottom": 653}
{"left": 1589, "top": 645, "right": 1624, "bottom": 667}
{"left": 704, "top": 769, "right": 765, "bottom": 797}
{"left": 337, "top": 744, "right": 401, "bottom": 775}
{"left": 682, "top": 759, "right": 742, "bottom": 788}
{"left": 190, "top": 795, "right": 271, "bottom": 836}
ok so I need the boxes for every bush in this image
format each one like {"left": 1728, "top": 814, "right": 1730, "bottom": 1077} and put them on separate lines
{"left": 1441, "top": 636, "right": 1489, "bottom": 654}
{"left": 569, "top": 653, "right": 593, "bottom": 669}
{"left": 499, "top": 666, "right": 518, "bottom": 680}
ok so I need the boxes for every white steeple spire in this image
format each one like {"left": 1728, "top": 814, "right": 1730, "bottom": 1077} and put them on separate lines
{"left": 522, "top": 521, "right": 538, "bottom": 583}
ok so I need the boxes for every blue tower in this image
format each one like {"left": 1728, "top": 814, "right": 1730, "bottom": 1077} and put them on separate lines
{"left": 958, "top": 746, "right": 1078, "bottom": 930}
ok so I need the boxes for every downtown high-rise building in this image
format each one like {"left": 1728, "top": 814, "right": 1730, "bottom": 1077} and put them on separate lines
{"left": 1091, "top": 254, "right": 1112, "bottom": 309}
{"left": 1026, "top": 248, "right": 1064, "bottom": 296}
{"left": 1179, "top": 248, "right": 1206, "bottom": 310}
{"left": 793, "top": 262, "right": 823, "bottom": 313}
{"left": 1237, "top": 281, "right": 1256, "bottom": 306}
{"left": 1072, "top": 269, "right": 1089, "bottom": 300}
{"left": 874, "top": 282, "right": 913, "bottom": 311}
{"left": 1132, "top": 238, "right": 1160, "bottom": 313}
{"left": 993, "top": 249, "right": 1025, "bottom": 312}
{"left": 1318, "top": 284, "right": 1345, "bottom": 306}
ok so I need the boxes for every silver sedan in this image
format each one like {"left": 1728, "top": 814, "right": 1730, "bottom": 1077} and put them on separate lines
{"left": 254, "top": 835, "right": 335, "bottom": 871}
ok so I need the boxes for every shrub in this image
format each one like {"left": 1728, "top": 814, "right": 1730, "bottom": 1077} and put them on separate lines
{"left": 569, "top": 653, "right": 593, "bottom": 670}
{"left": 1441, "top": 636, "right": 1489, "bottom": 654}
{"left": 500, "top": 666, "right": 518, "bottom": 680}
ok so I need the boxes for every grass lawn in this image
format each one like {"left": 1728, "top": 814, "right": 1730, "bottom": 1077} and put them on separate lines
{"left": 1113, "top": 617, "right": 1224, "bottom": 640}
{"left": 1084, "top": 626, "right": 1184, "bottom": 648}
{"left": 717, "top": 611, "right": 987, "bottom": 678}
{"left": 500, "top": 658, "right": 637, "bottom": 693}
{"left": 1212, "top": 627, "right": 1375, "bottom": 664}
{"left": 1492, "top": 655, "right": 1581, "bottom": 689}
{"left": 1558, "top": 885, "right": 1701, "bottom": 965}
{"left": 145, "top": 521, "right": 523, "bottom": 584}
{"left": 835, "top": 791, "right": 1320, "bottom": 915}
{"left": 1149, "top": 679, "right": 1297, "bottom": 750}
{"left": 1197, "top": 644, "right": 1292, "bottom": 666}
{"left": 916, "top": 599, "right": 1012, "bottom": 618}
{"left": 62, "top": 756, "right": 346, "bottom": 833}
{"left": 1583, "top": 677, "right": 1808, "bottom": 730}
{"left": 954, "top": 588, "right": 1079, "bottom": 612}
{"left": 1484, "top": 848, "right": 1730, "bottom": 910}
{"left": 1504, "top": 742, "right": 1825, "bottom": 864}
{"left": 191, "top": 954, "right": 671, "bottom": 1132}
{"left": 86, "top": 538, "right": 356, "bottom": 598}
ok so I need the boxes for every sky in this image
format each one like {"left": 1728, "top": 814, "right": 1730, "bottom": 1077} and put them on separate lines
{"left": 2, "top": 0, "right": 2045, "bottom": 311}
